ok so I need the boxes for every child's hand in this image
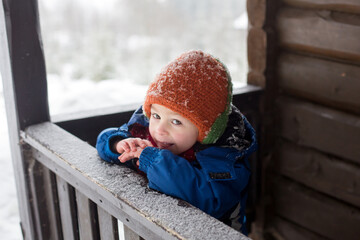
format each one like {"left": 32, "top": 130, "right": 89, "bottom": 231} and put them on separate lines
{"left": 116, "top": 138, "right": 153, "bottom": 165}
{"left": 118, "top": 147, "right": 143, "bottom": 165}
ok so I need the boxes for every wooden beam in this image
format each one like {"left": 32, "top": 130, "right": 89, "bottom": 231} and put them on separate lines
{"left": 247, "top": 0, "right": 267, "bottom": 88}
{"left": 277, "top": 96, "right": 360, "bottom": 164}
{"left": 273, "top": 177, "right": 360, "bottom": 240}
{"left": 2, "top": 0, "right": 49, "bottom": 129}
{"left": 283, "top": 0, "right": 360, "bottom": 14}
{"left": 275, "top": 141, "right": 360, "bottom": 208}
{"left": 247, "top": 27, "right": 267, "bottom": 88}
{"left": 277, "top": 7, "right": 360, "bottom": 63}
{"left": 271, "top": 216, "right": 329, "bottom": 240}
{"left": 278, "top": 53, "right": 360, "bottom": 114}
{"left": 247, "top": 0, "right": 266, "bottom": 28}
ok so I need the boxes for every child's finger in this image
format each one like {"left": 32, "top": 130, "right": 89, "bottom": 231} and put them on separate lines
{"left": 124, "top": 142, "right": 132, "bottom": 152}
{"left": 117, "top": 141, "right": 129, "bottom": 153}
{"left": 131, "top": 138, "right": 144, "bottom": 149}
{"left": 135, "top": 139, "right": 152, "bottom": 148}
{"left": 143, "top": 140, "right": 153, "bottom": 147}
{"left": 134, "top": 147, "right": 144, "bottom": 159}
{"left": 118, "top": 153, "right": 124, "bottom": 162}
{"left": 117, "top": 145, "right": 125, "bottom": 154}
{"left": 118, "top": 152, "right": 131, "bottom": 163}
{"left": 138, "top": 139, "right": 149, "bottom": 148}
{"left": 128, "top": 140, "right": 138, "bottom": 152}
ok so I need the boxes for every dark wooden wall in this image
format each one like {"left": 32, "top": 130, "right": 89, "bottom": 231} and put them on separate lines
{"left": 265, "top": 0, "right": 360, "bottom": 239}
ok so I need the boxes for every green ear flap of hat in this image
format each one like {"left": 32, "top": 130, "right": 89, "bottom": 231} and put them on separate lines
{"left": 202, "top": 67, "right": 233, "bottom": 144}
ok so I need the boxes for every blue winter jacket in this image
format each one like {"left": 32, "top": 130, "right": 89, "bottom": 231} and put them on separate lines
{"left": 96, "top": 105, "right": 257, "bottom": 233}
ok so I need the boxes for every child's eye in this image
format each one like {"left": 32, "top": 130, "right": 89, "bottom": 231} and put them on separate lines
{"left": 172, "top": 119, "right": 182, "bottom": 125}
{"left": 152, "top": 113, "right": 160, "bottom": 119}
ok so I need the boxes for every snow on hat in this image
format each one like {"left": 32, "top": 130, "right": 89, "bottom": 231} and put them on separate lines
{"left": 143, "top": 50, "right": 233, "bottom": 144}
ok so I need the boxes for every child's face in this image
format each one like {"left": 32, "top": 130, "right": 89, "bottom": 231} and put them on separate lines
{"left": 149, "top": 104, "right": 198, "bottom": 155}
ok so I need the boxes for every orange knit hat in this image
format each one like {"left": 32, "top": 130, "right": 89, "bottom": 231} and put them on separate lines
{"left": 143, "top": 50, "right": 233, "bottom": 144}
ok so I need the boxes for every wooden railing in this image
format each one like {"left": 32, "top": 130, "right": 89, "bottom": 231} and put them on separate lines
{"left": 20, "top": 121, "right": 250, "bottom": 240}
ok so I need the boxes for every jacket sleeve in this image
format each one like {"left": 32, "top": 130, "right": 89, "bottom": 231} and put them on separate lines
{"left": 138, "top": 146, "right": 251, "bottom": 219}
{"left": 96, "top": 125, "right": 131, "bottom": 164}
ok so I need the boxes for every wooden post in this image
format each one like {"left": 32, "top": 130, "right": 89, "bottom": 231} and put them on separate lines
{"left": 0, "top": 0, "right": 50, "bottom": 239}
{"left": 247, "top": 0, "right": 281, "bottom": 239}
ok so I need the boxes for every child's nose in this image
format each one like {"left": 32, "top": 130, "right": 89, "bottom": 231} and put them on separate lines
{"left": 156, "top": 121, "right": 168, "bottom": 135}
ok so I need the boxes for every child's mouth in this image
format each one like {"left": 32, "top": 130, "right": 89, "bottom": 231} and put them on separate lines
{"left": 156, "top": 141, "right": 173, "bottom": 149}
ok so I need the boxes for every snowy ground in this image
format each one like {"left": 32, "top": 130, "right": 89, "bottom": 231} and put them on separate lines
{"left": 47, "top": 74, "right": 148, "bottom": 115}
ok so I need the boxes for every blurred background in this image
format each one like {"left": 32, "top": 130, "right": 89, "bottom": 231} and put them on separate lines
{"left": 39, "top": 0, "right": 248, "bottom": 116}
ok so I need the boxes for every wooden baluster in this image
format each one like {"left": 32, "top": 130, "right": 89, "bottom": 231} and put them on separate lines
{"left": 56, "top": 176, "right": 79, "bottom": 240}
{"left": 123, "top": 225, "right": 143, "bottom": 240}
{"left": 98, "top": 206, "right": 119, "bottom": 240}
{"left": 75, "top": 190, "right": 99, "bottom": 240}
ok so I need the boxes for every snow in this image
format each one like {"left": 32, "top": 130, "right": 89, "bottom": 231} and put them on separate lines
{"left": 48, "top": 75, "right": 148, "bottom": 116}
{"left": 233, "top": 12, "right": 248, "bottom": 30}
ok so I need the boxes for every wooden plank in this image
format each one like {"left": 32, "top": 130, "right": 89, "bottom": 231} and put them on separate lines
{"left": 56, "top": 176, "right": 79, "bottom": 240}
{"left": 277, "top": 97, "right": 360, "bottom": 164}
{"left": 1, "top": 1, "right": 44, "bottom": 238}
{"left": 27, "top": 157, "right": 62, "bottom": 240}
{"left": 271, "top": 216, "right": 329, "bottom": 240}
{"left": 52, "top": 104, "right": 136, "bottom": 146}
{"left": 2, "top": 0, "right": 50, "bottom": 129}
{"left": 124, "top": 225, "right": 142, "bottom": 240}
{"left": 75, "top": 190, "right": 100, "bottom": 240}
{"left": 272, "top": 177, "right": 360, "bottom": 240}
{"left": 54, "top": 85, "right": 263, "bottom": 146}
{"left": 278, "top": 53, "right": 360, "bottom": 114}
{"left": 22, "top": 122, "right": 250, "bottom": 240}
{"left": 275, "top": 141, "right": 360, "bottom": 208}
{"left": 283, "top": 0, "right": 360, "bottom": 14}
{"left": 42, "top": 166, "right": 63, "bottom": 240}
{"left": 27, "top": 157, "right": 50, "bottom": 240}
{"left": 248, "top": 28, "right": 267, "bottom": 74}
{"left": 277, "top": 7, "right": 360, "bottom": 62}
{"left": 247, "top": 70, "right": 266, "bottom": 88}
{"left": 98, "top": 206, "right": 119, "bottom": 240}
{"left": 247, "top": 0, "right": 266, "bottom": 28}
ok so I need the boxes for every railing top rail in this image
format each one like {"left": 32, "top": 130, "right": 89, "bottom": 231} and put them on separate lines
{"left": 21, "top": 122, "right": 250, "bottom": 240}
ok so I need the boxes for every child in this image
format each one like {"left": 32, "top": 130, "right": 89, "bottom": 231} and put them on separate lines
{"left": 96, "top": 50, "right": 257, "bottom": 234}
